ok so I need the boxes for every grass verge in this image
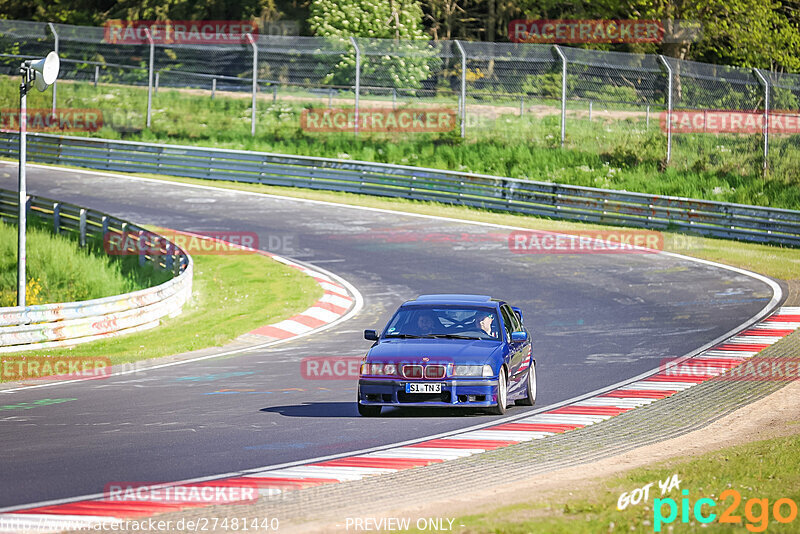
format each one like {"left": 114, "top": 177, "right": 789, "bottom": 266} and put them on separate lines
{"left": 0, "top": 217, "right": 169, "bottom": 306}
{"left": 4, "top": 76, "right": 799, "bottom": 210}
{"left": 0, "top": 225, "right": 323, "bottom": 377}
{"left": 428, "top": 432, "right": 800, "bottom": 533}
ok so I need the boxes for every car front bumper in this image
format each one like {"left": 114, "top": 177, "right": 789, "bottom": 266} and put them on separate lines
{"left": 358, "top": 378, "right": 500, "bottom": 407}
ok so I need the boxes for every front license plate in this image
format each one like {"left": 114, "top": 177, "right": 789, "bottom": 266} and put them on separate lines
{"left": 405, "top": 382, "right": 442, "bottom": 393}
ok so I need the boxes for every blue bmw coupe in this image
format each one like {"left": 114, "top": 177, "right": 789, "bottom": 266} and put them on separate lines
{"left": 357, "top": 294, "right": 535, "bottom": 416}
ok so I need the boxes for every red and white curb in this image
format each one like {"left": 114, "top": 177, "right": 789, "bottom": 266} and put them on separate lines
{"left": 2, "top": 306, "right": 797, "bottom": 532}
{"left": 161, "top": 229, "right": 357, "bottom": 344}
{"left": 245, "top": 254, "right": 355, "bottom": 342}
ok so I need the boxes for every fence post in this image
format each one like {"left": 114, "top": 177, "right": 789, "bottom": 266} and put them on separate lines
{"left": 455, "top": 40, "right": 466, "bottom": 138}
{"left": 79, "top": 208, "right": 87, "bottom": 247}
{"left": 658, "top": 55, "right": 673, "bottom": 164}
{"left": 53, "top": 202, "right": 61, "bottom": 234}
{"left": 47, "top": 23, "right": 58, "bottom": 115}
{"left": 753, "top": 68, "right": 770, "bottom": 175}
{"left": 211, "top": 78, "right": 216, "bottom": 99}
{"left": 553, "top": 45, "right": 567, "bottom": 147}
{"left": 94, "top": 65, "right": 99, "bottom": 87}
{"left": 589, "top": 100, "right": 592, "bottom": 121}
{"left": 350, "top": 36, "right": 360, "bottom": 135}
{"left": 154, "top": 71, "right": 159, "bottom": 94}
{"left": 144, "top": 27, "right": 154, "bottom": 129}
{"left": 246, "top": 33, "right": 257, "bottom": 136}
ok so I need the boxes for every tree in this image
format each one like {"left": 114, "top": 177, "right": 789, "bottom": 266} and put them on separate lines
{"left": 309, "top": 0, "right": 437, "bottom": 89}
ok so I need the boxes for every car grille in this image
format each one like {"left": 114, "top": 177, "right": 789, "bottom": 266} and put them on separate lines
{"left": 424, "top": 365, "right": 445, "bottom": 379}
{"left": 398, "top": 391, "right": 452, "bottom": 403}
{"left": 402, "top": 364, "right": 446, "bottom": 379}
{"left": 402, "top": 365, "right": 423, "bottom": 379}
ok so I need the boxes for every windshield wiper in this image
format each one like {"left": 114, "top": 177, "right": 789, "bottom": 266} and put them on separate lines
{"left": 428, "top": 334, "right": 483, "bottom": 340}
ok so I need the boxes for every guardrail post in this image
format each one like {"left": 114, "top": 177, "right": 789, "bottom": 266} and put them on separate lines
{"left": 350, "top": 36, "right": 360, "bottom": 135}
{"left": 753, "top": 68, "right": 770, "bottom": 175}
{"left": 246, "top": 33, "right": 257, "bottom": 137}
{"left": 455, "top": 40, "right": 466, "bottom": 138}
{"left": 165, "top": 241, "right": 174, "bottom": 271}
{"left": 138, "top": 230, "right": 146, "bottom": 267}
{"left": 53, "top": 202, "right": 60, "bottom": 234}
{"left": 101, "top": 216, "right": 108, "bottom": 245}
{"left": 47, "top": 22, "right": 58, "bottom": 115}
{"left": 79, "top": 208, "right": 87, "bottom": 247}
{"left": 658, "top": 55, "right": 673, "bottom": 163}
{"left": 144, "top": 27, "right": 154, "bottom": 129}
{"left": 553, "top": 45, "right": 567, "bottom": 147}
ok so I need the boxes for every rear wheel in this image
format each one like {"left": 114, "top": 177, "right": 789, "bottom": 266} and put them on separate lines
{"left": 489, "top": 369, "right": 508, "bottom": 415}
{"left": 357, "top": 402, "right": 381, "bottom": 417}
{"left": 515, "top": 360, "right": 536, "bottom": 406}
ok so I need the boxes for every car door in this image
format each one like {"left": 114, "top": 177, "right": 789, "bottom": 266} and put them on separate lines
{"left": 500, "top": 304, "right": 526, "bottom": 393}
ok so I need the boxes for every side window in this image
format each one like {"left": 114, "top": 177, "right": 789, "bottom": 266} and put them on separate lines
{"left": 500, "top": 306, "right": 516, "bottom": 342}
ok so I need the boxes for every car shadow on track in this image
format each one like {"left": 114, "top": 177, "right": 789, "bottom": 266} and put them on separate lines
{"left": 261, "top": 403, "right": 503, "bottom": 419}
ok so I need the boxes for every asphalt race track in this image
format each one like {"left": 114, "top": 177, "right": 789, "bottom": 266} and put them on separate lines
{"left": 0, "top": 163, "right": 781, "bottom": 509}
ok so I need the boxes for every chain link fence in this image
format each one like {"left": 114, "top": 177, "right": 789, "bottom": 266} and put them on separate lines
{"left": 1, "top": 19, "right": 794, "bottom": 179}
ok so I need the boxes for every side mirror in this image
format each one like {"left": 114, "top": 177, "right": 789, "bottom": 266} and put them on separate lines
{"left": 511, "top": 331, "right": 528, "bottom": 343}
{"left": 364, "top": 329, "right": 378, "bottom": 341}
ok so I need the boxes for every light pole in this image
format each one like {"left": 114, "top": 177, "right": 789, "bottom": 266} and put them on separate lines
{"left": 18, "top": 51, "right": 59, "bottom": 307}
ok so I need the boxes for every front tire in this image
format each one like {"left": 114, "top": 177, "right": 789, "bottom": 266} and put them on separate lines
{"left": 358, "top": 402, "right": 381, "bottom": 417}
{"left": 515, "top": 360, "right": 536, "bottom": 406}
{"left": 489, "top": 369, "right": 508, "bottom": 415}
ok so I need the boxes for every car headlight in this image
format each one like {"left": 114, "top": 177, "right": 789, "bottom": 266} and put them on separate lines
{"left": 454, "top": 364, "right": 494, "bottom": 377}
{"left": 360, "top": 363, "right": 397, "bottom": 376}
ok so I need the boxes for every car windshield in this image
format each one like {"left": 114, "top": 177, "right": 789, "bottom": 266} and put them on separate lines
{"left": 383, "top": 306, "right": 500, "bottom": 340}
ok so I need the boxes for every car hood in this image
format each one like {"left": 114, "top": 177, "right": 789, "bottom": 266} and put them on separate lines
{"left": 367, "top": 338, "right": 502, "bottom": 364}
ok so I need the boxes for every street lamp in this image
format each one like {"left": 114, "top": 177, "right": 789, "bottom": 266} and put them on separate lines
{"left": 18, "top": 51, "right": 59, "bottom": 307}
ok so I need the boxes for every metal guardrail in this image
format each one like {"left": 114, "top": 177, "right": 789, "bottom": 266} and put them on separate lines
{"left": 1, "top": 132, "right": 799, "bottom": 247}
{"left": 0, "top": 186, "right": 192, "bottom": 352}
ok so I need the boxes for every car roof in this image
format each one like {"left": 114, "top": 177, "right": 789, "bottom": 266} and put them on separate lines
{"left": 404, "top": 294, "right": 499, "bottom": 307}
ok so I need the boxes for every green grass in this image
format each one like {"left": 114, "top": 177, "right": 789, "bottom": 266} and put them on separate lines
{"left": 425, "top": 432, "right": 800, "bottom": 533}
{"left": 0, "top": 217, "right": 169, "bottom": 306}
{"left": 16, "top": 247, "right": 323, "bottom": 368}
{"left": 0, "top": 219, "right": 323, "bottom": 375}
{"left": 5, "top": 76, "right": 800, "bottom": 211}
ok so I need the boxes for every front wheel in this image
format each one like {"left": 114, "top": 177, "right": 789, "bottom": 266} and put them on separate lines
{"left": 515, "top": 360, "right": 536, "bottom": 406}
{"left": 489, "top": 369, "right": 508, "bottom": 415}
{"left": 357, "top": 402, "right": 381, "bottom": 417}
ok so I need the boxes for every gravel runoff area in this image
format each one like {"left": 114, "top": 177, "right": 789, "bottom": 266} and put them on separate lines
{"left": 66, "top": 280, "right": 800, "bottom": 534}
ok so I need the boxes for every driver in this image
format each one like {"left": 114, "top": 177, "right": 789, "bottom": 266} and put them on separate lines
{"left": 475, "top": 311, "right": 497, "bottom": 338}
{"left": 414, "top": 311, "right": 438, "bottom": 335}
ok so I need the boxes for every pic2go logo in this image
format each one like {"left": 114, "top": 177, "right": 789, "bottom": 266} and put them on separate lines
{"left": 654, "top": 489, "right": 798, "bottom": 532}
